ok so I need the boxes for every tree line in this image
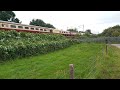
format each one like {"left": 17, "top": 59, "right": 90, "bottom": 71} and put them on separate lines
{"left": 0, "top": 11, "right": 21, "bottom": 23}
{"left": 99, "top": 25, "right": 120, "bottom": 37}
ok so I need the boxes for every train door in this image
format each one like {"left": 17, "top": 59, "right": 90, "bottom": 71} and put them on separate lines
{"left": 50, "top": 29, "right": 53, "bottom": 33}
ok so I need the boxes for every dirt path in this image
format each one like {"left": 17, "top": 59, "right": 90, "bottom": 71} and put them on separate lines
{"left": 111, "top": 44, "right": 120, "bottom": 48}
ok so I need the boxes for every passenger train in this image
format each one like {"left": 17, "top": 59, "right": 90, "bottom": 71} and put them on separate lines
{"left": 0, "top": 20, "right": 78, "bottom": 37}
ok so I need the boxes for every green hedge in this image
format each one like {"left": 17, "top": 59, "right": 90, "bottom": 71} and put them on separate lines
{"left": 0, "top": 30, "right": 75, "bottom": 61}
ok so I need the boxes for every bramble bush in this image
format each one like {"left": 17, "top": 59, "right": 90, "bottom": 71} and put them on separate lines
{"left": 0, "top": 30, "right": 75, "bottom": 61}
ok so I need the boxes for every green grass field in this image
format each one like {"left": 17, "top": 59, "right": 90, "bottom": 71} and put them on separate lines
{"left": 0, "top": 43, "right": 120, "bottom": 79}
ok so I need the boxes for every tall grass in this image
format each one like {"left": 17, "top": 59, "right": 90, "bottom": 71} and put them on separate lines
{"left": 0, "top": 43, "right": 104, "bottom": 79}
{"left": 96, "top": 44, "right": 120, "bottom": 79}
{"left": 0, "top": 43, "right": 120, "bottom": 79}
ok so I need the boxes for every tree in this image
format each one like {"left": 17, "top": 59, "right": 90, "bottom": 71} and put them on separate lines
{"left": 100, "top": 25, "right": 120, "bottom": 37}
{"left": 111, "top": 25, "right": 120, "bottom": 29}
{"left": 0, "top": 11, "right": 15, "bottom": 21}
{"left": 30, "top": 19, "right": 45, "bottom": 26}
{"left": 111, "top": 30, "right": 120, "bottom": 37}
{"left": 0, "top": 11, "right": 21, "bottom": 23}
{"left": 46, "top": 23, "right": 55, "bottom": 28}
{"left": 11, "top": 18, "right": 21, "bottom": 23}
{"left": 83, "top": 29, "right": 92, "bottom": 37}
{"left": 67, "top": 28, "right": 78, "bottom": 32}
{"left": 29, "top": 19, "right": 55, "bottom": 28}
{"left": 85, "top": 29, "right": 92, "bottom": 34}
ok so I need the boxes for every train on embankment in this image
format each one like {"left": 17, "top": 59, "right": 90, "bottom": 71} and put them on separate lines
{"left": 0, "top": 20, "right": 78, "bottom": 37}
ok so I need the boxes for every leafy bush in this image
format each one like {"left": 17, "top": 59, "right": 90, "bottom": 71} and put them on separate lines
{"left": 0, "top": 30, "right": 75, "bottom": 61}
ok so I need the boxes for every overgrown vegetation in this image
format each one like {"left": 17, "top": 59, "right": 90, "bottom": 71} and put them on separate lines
{"left": 0, "top": 43, "right": 120, "bottom": 79}
{"left": 0, "top": 43, "right": 104, "bottom": 79}
{"left": 96, "top": 44, "right": 120, "bottom": 79}
{"left": 0, "top": 11, "right": 21, "bottom": 23}
{"left": 99, "top": 25, "right": 120, "bottom": 37}
{"left": 0, "top": 30, "right": 75, "bottom": 61}
{"left": 29, "top": 19, "right": 55, "bottom": 29}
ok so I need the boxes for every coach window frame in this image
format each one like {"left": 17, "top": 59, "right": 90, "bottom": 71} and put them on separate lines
{"left": 31, "top": 27, "right": 34, "bottom": 30}
{"left": 10, "top": 25, "right": 16, "bottom": 28}
{"left": 18, "top": 26, "right": 23, "bottom": 29}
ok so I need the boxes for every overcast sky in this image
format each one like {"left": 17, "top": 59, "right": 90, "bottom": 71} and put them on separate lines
{"left": 14, "top": 11, "right": 120, "bottom": 34}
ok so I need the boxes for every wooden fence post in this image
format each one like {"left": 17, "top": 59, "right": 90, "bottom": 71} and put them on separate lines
{"left": 105, "top": 39, "right": 108, "bottom": 55}
{"left": 106, "top": 44, "right": 107, "bottom": 55}
{"left": 69, "top": 64, "right": 74, "bottom": 79}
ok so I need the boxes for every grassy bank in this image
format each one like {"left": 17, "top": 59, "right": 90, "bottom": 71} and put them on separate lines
{"left": 0, "top": 43, "right": 120, "bottom": 79}
{"left": 96, "top": 44, "right": 120, "bottom": 79}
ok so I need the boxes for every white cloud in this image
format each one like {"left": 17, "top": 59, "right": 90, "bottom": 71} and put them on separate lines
{"left": 14, "top": 11, "right": 120, "bottom": 34}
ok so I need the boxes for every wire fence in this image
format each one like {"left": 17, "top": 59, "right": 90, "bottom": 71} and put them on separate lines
{"left": 69, "top": 37, "right": 120, "bottom": 79}
{"left": 87, "top": 44, "right": 105, "bottom": 78}
{"left": 75, "top": 37, "right": 120, "bottom": 44}
{"left": 70, "top": 42, "right": 106, "bottom": 79}
{"left": 84, "top": 46, "right": 105, "bottom": 79}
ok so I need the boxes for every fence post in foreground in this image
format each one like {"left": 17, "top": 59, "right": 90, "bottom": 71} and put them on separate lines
{"left": 69, "top": 64, "right": 74, "bottom": 79}
{"left": 106, "top": 44, "right": 107, "bottom": 55}
{"left": 105, "top": 39, "right": 108, "bottom": 55}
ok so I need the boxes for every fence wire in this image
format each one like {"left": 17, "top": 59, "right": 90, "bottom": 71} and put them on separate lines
{"left": 79, "top": 44, "right": 105, "bottom": 79}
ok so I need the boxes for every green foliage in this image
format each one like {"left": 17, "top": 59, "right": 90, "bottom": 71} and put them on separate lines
{"left": 0, "top": 43, "right": 104, "bottom": 79}
{"left": 0, "top": 30, "right": 75, "bottom": 61}
{"left": 0, "top": 43, "right": 120, "bottom": 79}
{"left": 29, "top": 19, "right": 55, "bottom": 28}
{"left": 111, "top": 30, "right": 120, "bottom": 37}
{"left": 100, "top": 25, "right": 120, "bottom": 37}
{"left": 0, "top": 11, "right": 21, "bottom": 23}
{"left": 84, "top": 33, "right": 91, "bottom": 37}
{"left": 30, "top": 19, "right": 45, "bottom": 26}
{"left": 109, "top": 25, "right": 120, "bottom": 29}
{"left": 0, "top": 11, "right": 15, "bottom": 21}
{"left": 11, "top": 18, "right": 21, "bottom": 23}
{"left": 96, "top": 45, "right": 120, "bottom": 79}
{"left": 81, "top": 29, "right": 92, "bottom": 37}
{"left": 0, "top": 41, "right": 120, "bottom": 79}
{"left": 67, "top": 28, "right": 78, "bottom": 32}
{"left": 85, "top": 29, "right": 92, "bottom": 34}
{"left": 45, "top": 23, "right": 55, "bottom": 29}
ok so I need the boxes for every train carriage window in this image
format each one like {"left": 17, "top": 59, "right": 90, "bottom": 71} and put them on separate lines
{"left": 2, "top": 24, "right": 4, "bottom": 27}
{"left": 25, "top": 27, "right": 29, "bottom": 29}
{"left": 18, "top": 26, "right": 23, "bottom": 28}
{"left": 2, "top": 24, "right": 8, "bottom": 27}
{"left": 44, "top": 29, "right": 47, "bottom": 31}
{"left": 36, "top": 28, "right": 39, "bottom": 30}
{"left": 50, "top": 29, "right": 53, "bottom": 33}
{"left": 10, "top": 25, "right": 16, "bottom": 28}
{"left": 40, "top": 29, "right": 43, "bottom": 31}
{"left": 31, "top": 28, "right": 34, "bottom": 30}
